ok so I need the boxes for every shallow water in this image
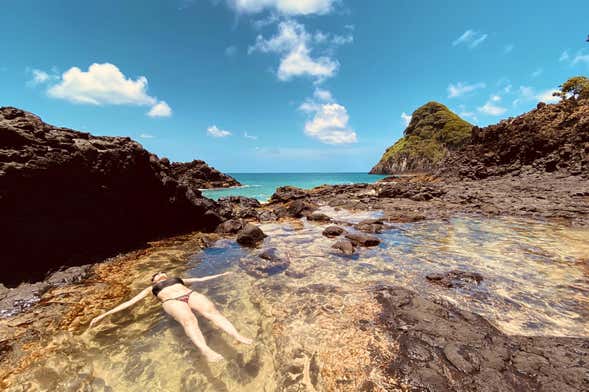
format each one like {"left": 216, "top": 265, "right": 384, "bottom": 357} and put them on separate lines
{"left": 6, "top": 212, "right": 589, "bottom": 391}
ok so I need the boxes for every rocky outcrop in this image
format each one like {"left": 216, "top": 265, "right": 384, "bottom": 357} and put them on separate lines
{"left": 373, "top": 285, "right": 589, "bottom": 391}
{"left": 236, "top": 223, "right": 267, "bottom": 247}
{"left": 0, "top": 107, "right": 224, "bottom": 286}
{"left": 169, "top": 160, "right": 240, "bottom": 189}
{"left": 440, "top": 100, "right": 589, "bottom": 179}
{"left": 370, "top": 102, "right": 472, "bottom": 174}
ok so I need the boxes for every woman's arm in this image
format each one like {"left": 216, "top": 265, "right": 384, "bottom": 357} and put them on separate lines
{"left": 89, "top": 287, "right": 151, "bottom": 328}
{"left": 183, "top": 271, "right": 232, "bottom": 284}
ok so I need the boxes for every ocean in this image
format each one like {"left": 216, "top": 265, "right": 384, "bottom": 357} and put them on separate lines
{"left": 201, "top": 172, "right": 389, "bottom": 201}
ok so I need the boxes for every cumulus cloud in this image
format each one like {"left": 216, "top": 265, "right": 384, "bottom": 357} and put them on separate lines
{"left": 228, "top": 0, "right": 336, "bottom": 15}
{"left": 447, "top": 82, "right": 486, "bottom": 98}
{"left": 452, "top": 30, "right": 487, "bottom": 49}
{"left": 249, "top": 20, "right": 344, "bottom": 82}
{"left": 207, "top": 125, "right": 232, "bottom": 138}
{"left": 536, "top": 89, "right": 559, "bottom": 104}
{"left": 147, "top": 101, "right": 172, "bottom": 117}
{"left": 478, "top": 96, "right": 507, "bottom": 116}
{"left": 401, "top": 112, "right": 412, "bottom": 126}
{"left": 299, "top": 89, "right": 357, "bottom": 144}
{"left": 46, "top": 63, "right": 171, "bottom": 117}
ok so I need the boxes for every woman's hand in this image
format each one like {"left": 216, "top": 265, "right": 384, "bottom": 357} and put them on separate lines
{"left": 89, "top": 315, "right": 105, "bottom": 328}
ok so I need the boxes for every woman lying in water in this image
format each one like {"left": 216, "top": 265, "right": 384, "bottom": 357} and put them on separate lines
{"left": 89, "top": 271, "right": 252, "bottom": 362}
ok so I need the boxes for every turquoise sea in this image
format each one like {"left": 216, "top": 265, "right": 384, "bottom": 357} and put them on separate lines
{"left": 201, "top": 172, "right": 388, "bottom": 201}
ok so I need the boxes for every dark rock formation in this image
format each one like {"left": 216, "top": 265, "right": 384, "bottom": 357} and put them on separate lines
{"left": 217, "top": 196, "right": 261, "bottom": 220}
{"left": 331, "top": 239, "right": 355, "bottom": 255}
{"left": 440, "top": 100, "right": 589, "bottom": 179}
{"left": 322, "top": 226, "right": 346, "bottom": 238}
{"left": 274, "top": 199, "right": 318, "bottom": 218}
{"left": 0, "top": 107, "right": 224, "bottom": 286}
{"left": 373, "top": 285, "right": 589, "bottom": 392}
{"left": 215, "top": 219, "right": 244, "bottom": 234}
{"left": 426, "top": 270, "right": 483, "bottom": 288}
{"left": 354, "top": 219, "right": 386, "bottom": 233}
{"left": 236, "top": 223, "right": 267, "bottom": 247}
{"left": 370, "top": 102, "right": 472, "bottom": 174}
{"left": 169, "top": 160, "right": 240, "bottom": 189}
{"left": 345, "top": 233, "right": 381, "bottom": 247}
{"left": 269, "top": 186, "right": 308, "bottom": 203}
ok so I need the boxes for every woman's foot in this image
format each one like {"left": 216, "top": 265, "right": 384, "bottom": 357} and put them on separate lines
{"left": 236, "top": 336, "right": 253, "bottom": 345}
{"left": 204, "top": 350, "right": 224, "bottom": 362}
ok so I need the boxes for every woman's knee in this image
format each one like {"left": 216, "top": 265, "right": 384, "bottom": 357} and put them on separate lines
{"left": 180, "top": 317, "right": 198, "bottom": 329}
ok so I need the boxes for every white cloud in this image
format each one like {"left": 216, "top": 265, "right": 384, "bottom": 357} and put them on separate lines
{"left": 28, "top": 69, "right": 51, "bottom": 86}
{"left": 531, "top": 68, "right": 543, "bottom": 78}
{"left": 447, "top": 81, "right": 486, "bottom": 98}
{"left": 207, "top": 125, "right": 232, "bottom": 138}
{"left": 559, "top": 50, "right": 570, "bottom": 62}
{"left": 139, "top": 133, "right": 155, "bottom": 139}
{"left": 536, "top": 89, "right": 559, "bottom": 104}
{"left": 452, "top": 30, "right": 487, "bottom": 49}
{"left": 572, "top": 51, "right": 589, "bottom": 66}
{"left": 147, "top": 101, "right": 172, "bottom": 117}
{"left": 300, "top": 89, "right": 357, "bottom": 144}
{"left": 244, "top": 131, "right": 258, "bottom": 140}
{"left": 460, "top": 111, "right": 478, "bottom": 122}
{"left": 225, "top": 45, "right": 237, "bottom": 56}
{"left": 248, "top": 20, "right": 342, "bottom": 82}
{"left": 401, "top": 112, "right": 412, "bottom": 126}
{"left": 478, "top": 96, "right": 507, "bottom": 116}
{"left": 228, "top": 0, "right": 336, "bottom": 15}
{"left": 503, "top": 44, "right": 514, "bottom": 54}
{"left": 46, "top": 63, "right": 170, "bottom": 117}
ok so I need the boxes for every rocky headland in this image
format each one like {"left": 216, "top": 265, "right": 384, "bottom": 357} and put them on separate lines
{"left": 0, "top": 106, "right": 230, "bottom": 286}
{"left": 169, "top": 159, "right": 240, "bottom": 190}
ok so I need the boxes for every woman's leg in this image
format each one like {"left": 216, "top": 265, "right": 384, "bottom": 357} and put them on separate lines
{"left": 162, "top": 300, "right": 224, "bottom": 362}
{"left": 188, "top": 292, "right": 253, "bottom": 345}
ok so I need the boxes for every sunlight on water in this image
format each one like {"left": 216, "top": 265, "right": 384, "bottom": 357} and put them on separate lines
{"left": 6, "top": 212, "right": 588, "bottom": 391}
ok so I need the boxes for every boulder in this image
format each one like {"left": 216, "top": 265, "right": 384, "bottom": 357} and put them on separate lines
{"left": 236, "top": 223, "right": 267, "bottom": 247}
{"left": 332, "top": 239, "right": 355, "bottom": 255}
{"left": 345, "top": 233, "right": 381, "bottom": 247}
{"left": 307, "top": 212, "right": 332, "bottom": 222}
{"left": 322, "top": 226, "right": 346, "bottom": 238}
{"left": 215, "top": 219, "right": 244, "bottom": 234}
{"left": 270, "top": 186, "right": 308, "bottom": 203}
{"left": 355, "top": 219, "right": 386, "bottom": 233}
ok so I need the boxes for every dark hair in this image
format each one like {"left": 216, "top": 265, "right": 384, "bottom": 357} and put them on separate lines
{"left": 151, "top": 272, "right": 163, "bottom": 282}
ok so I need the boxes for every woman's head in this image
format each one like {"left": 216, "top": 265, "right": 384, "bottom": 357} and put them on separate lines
{"left": 151, "top": 272, "right": 168, "bottom": 283}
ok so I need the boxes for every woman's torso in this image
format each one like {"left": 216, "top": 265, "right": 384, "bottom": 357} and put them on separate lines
{"left": 152, "top": 278, "right": 192, "bottom": 301}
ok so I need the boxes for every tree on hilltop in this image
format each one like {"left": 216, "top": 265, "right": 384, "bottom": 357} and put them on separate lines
{"left": 553, "top": 76, "right": 589, "bottom": 101}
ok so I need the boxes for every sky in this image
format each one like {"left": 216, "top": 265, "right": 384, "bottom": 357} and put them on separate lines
{"left": 1, "top": 0, "right": 588, "bottom": 172}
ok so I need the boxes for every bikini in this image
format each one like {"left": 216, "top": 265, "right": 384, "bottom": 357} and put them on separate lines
{"left": 152, "top": 277, "right": 193, "bottom": 303}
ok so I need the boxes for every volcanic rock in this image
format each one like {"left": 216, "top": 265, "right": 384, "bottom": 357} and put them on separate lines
{"left": 169, "top": 160, "right": 240, "bottom": 189}
{"left": 345, "top": 233, "right": 381, "bottom": 247}
{"left": 426, "top": 270, "right": 483, "bottom": 288}
{"left": 0, "top": 107, "right": 224, "bottom": 286}
{"left": 270, "top": 186, "right": 308, "bottom": 203}
{"left": 240, "top": 248, "right": 290, "bottom": 277}
{"left": 236, "top": 223, "right": 267, "bottom": 247}
{"left": 332, "top": 239, "right": 355, "bottom": 255}
{"left": 322, "top": 226, "right": 346, "bottom": 238}
{"left": 215, "top": 219, "right": 244, "bottom": 234}
{"left": 307, "top": 212, "right": 332, "bottom": 222}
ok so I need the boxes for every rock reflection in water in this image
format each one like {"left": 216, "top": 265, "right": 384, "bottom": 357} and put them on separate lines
{"left": 2, "top": 213, "right": 588, "bottom": 391}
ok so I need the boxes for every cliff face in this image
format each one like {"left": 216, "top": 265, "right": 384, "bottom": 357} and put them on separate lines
{"left": 170, "top": 160, "right": 240, "bottom": 190}
{"left": 370, "top": 102, "right": 472, "bottom": 174}
{"left": 0, "top": 107, "right": 224, "bottom": 285}
{"left": 439, "top": 100, "right": 589, "bottom": 179}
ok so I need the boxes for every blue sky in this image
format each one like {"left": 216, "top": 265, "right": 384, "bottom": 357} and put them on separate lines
{"left": 1, "top": 0, "right": 588, "bottom": 172}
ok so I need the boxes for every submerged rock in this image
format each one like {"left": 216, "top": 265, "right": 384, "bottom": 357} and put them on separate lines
{"left": 426, "top": 270, "right": 483, "bottom": 288}
{"left": 322, "top": 226, "right": 346, "bottom": 238}
{"left": 239, "top": 248, "right": 290, "bottom": 277}
{"left": 345, "top": 233, "right": 381, "bottom": 247}
{"left": 236, "top": 224, "right": 267, "bottom": 247}
{"left": 354, "top": 219, "right": 386, "bottom": 233}
{"left": 332, "top": 239, "right": 355, "bottom": 255}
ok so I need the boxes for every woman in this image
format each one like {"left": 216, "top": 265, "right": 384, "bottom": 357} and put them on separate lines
{"left": 89, "top": 271, "right": 252, "bottom": 362}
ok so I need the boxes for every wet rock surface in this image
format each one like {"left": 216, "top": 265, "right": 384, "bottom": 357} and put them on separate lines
{"left": 331, "top": 239, "right": 356, "bottom": 255}
{"left": 0, "top": 107, "right": 225, "bottom": 285}
{"left": 215, "top": 219, "right": 244, "bottom": 234}
{"left": 306, "top": 212, "right": 332, "bottom": 222}
{"left": 236, "top": 224, "right": 267, "bottom": 247}
{"left": 426, "top": 270, "right": 484, "bottom": 288}
{"left": 373, "top": 285, "right": 589, "bottom": 392}
{"left": 239, "top": 248, "right": 290, "bottom": 278}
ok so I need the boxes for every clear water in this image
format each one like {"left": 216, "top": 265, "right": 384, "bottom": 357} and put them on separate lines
{"left": 5, "top": 212, "right": 589, "bottom": 391}
{"left": 201, "top": 172, "right": 388, "bottom": 201}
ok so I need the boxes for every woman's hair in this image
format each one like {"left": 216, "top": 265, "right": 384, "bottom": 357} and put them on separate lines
{"left": 151, "top": 272, "right": 164, "bottom": 282}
